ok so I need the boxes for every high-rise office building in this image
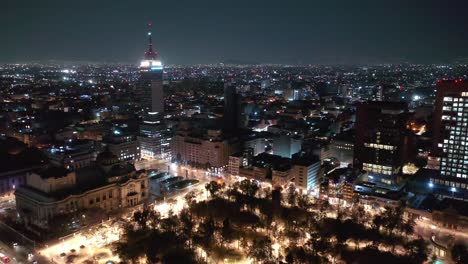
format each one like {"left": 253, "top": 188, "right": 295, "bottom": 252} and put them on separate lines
{"left": 137, "top": 24, "right": 171, "bottom": 159}
{"left": 138, "top": 23, "right": 164, "bottom": 114}
{"left": 223, "top": 84, "right": 242, "bottom": 132}
{"left": 138, "top": 112, "right": 172, "bottom": 159}
{"left": 430, "top": 80, "right": 468, "bottom": 200}
{"left": 354, "top": 101, "right": 409, "bottom": 187}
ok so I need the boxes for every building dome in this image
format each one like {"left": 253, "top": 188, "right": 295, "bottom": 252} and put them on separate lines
{"left": 96, "top": 148, "right": 119, "bottom": 166}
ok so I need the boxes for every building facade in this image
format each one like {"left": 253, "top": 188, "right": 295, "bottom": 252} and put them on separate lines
{"left": 354, "top": 101, "right": 409, "bottom": 187}
{"left": 431, "top": 80, "right": 468, "bottom": 200}
{"left": 104, "top": 133, "right": 140, "bottom": 162}
{"left": 273, "top": 134, "right": 302, "bottom": 158}
{"left": 172, "top": 128, "right": 240, "bottom": 168}
{"left": 45, "top": 141, "right": 96, "bottom": 170}
{"left": 138, "top": 113, "right": 172, "bottom": 159}
{"left": 15, "top": 153, "right": 148, "bottom": 228}
{"left": 243, "top": 136, "right": 265, "bottom": 157}
{"left": 223, "top": 84, "right": 243, "bottom": 131}
{"left": 330, "top": 132, "right": 354, "bottom": 166}
{"left": 292, "top": 156, "right": 321, "bottom": 192}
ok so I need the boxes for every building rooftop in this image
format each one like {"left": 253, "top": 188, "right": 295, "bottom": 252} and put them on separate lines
{"left": 292, "top": 154, "right": 320, "bottom": 167}
{"left": 0, "top": 145, "right": 46, "bottom": 174}
{"left": 253, "top": 152, "right": 292, "bottom": 171}
{"left": 35, "top": 166, "right": 69, "bottom": 179}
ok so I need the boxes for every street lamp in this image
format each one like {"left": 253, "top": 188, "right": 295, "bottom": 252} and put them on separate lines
{"left": 451, "top": 186, "right": 456, "bottom": 197}
{"left": 428, "top": 182, "right": 434, "bottom": 188}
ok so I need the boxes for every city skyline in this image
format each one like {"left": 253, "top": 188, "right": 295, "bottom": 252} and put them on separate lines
{"left": 2, "top": 1, "right": 468, "bottom": 263}
{"left": 2, "top": 0, "right": 468, "bottom": 65}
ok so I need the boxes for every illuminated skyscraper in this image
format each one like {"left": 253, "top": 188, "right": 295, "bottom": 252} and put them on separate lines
{"left": 138, "top": 23, "right": 164, "bottom": 114}
{"left": 138, "top": 112, "right": 172, "bottom": 159}
{"left": 430, "top": 80, "right": 468, "bottom": 200}
{"left": 137, "top": 24, "right": 171, "bottom": 159}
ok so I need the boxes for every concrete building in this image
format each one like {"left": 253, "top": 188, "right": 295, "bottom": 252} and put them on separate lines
{"left": 237, "top": 153, "right": 292, "bottom": 186}
{"left": 283, "top": 88, "right": 299, "bottom": 101}
{"left": 138, "top": 113, "right": 172, "bottom": 160}
{"left": 273, "top": 134, "right": 302, "bottom": 158}
{"left": 330, "top": 131, "right": 354, "bottom": 166}
{"left": 311, "top": 143, "right": 332, "bottom": 165}
{"left": 172, "top": 127, "right": 240, "bottom": 168}
{"left": 243, "top": 134, "right": 265, "bottom": 157}
{"left": 228, "top": 148, "right": 253, "bottom": 176}
{"left": 103, "top": 131, "right": 140, "bottom": 162}
{"left": 319, "top": 167, "right": 360, "bottom": 204}
{"left": 292, "top": 155, "right": 321, "bottom": 192}
{"left": 15, "top": 151, "right": 149, "bottom": 229}
{"left": 44, "top": 140, "right": 96, "bottom": 170}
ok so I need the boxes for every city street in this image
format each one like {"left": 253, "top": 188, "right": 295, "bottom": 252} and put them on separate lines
{"left": 0, "top": 195, "right": 15, "bottom": 212}
{"left": 0, "top": 240, "right": 25, "bottom": 264}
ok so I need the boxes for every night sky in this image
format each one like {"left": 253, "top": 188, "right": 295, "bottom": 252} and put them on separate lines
{"left": 1, "top": 0, "right": 468, "bottom": 65}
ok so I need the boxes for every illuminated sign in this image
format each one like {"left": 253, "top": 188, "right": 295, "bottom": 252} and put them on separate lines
{"left": 462, "top": 92, "right": 468, "bottom": 97}
{"left": 140, "top": 60, "right": 163, "bottom": 68}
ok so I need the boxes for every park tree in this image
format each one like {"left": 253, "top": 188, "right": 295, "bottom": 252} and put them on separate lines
{"left": 287, "top": 184, "right": 297, "bottom": 206}
{"left": 221, "top": 217, "right": 234, "bottom": 246}
{"left": 162, "top": 247, "right": 199, "bottom": 264}
{"left": 351, "top": 204, "right": 367, "bottom": 225}
{"left": 205, "top": 180, "right": 224, "bottom": 197}
{"left": 240, "top": 179, "right": 259, "bottom": 197}
{"left": 199, "top": 216, "right": 216, "bottom": 248}
{"left": 184, "top": 190, "right": 197, "bottom": 206}
{"left": 318, "top": 200, "right": 330, "bottom": 220}
{"left": 179, "top": 209, "right": 195, "bottom": 248}
{"left": 451, "top": 243, "right": 468, "bottom": 264}
{"left": 401, "top": 217, "right": 415, "bottom": 240}
{"left": 271, "top": 188, "right": 283, "bottom": 218}
{"left": 285, "top": 251, "right": 295, "bottom": 264}
{"left": 407, "top": 238, "right": 428, "bottom": 263}
{"left": 133, "top": 206, "right": 159, "bottom": 229}
{"left": 247, "top": 238, "right": 275, "bottom": 264}
{"left": 113, "top": 240, "right": 142, "bottom": 264}
{"left": 297, "top": 193, "right": 309, "bottom": 210}
{"left": 372, "top": 215, "right": 383, "bottom": 232}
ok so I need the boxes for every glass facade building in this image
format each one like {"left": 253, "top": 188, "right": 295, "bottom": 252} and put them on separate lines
{"left": 431, "top": 80, "right": 468, "bottom": 200}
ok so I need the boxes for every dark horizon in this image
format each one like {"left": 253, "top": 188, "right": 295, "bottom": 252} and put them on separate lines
{"left": 2, "top": 0, "right": 468, "bottom": 65}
